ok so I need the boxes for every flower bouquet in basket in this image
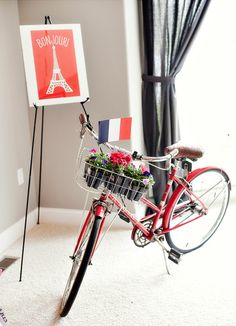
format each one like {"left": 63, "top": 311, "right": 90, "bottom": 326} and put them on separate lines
{"left": 124, "top": 162, "right": 154, "bottom": 201}
{"left": 84, "top": 149, "right": 109, "bottom": 189}
{"left": 84, "top": 149, "right": 155, "bottom": 201}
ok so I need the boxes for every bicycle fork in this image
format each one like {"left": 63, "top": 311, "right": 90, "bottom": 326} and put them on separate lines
{"left": 89, "top": 196, "right": 113, "bottom": 263}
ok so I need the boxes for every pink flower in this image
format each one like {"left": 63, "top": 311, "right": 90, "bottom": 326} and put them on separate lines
{"left": 89, "top": 148, "right": 97, "bottom": 153}
{"left": 110, "top": 152, "right": 132, "bottom": 167}
{"left": 140, "top": 164, "right": 148, "bottom": 173}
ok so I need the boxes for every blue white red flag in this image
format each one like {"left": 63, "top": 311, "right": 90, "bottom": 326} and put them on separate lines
{"left": 98, "top": 117, "right": 132, "bottom": 144}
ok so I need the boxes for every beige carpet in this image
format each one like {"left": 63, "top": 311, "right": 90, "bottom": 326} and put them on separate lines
{"left": 0, "top": 198, "right": 236, "bottom": 326}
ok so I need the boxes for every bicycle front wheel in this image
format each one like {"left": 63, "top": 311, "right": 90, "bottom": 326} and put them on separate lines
{"left": 60, "top": 214, "right": 101, "bottom": 317}
{"left": 165, "top": 168, "right": 230, "bottom": 253}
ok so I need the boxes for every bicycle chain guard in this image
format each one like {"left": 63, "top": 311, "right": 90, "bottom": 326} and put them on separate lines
{"left": 133, "top": 219, "right": 153, "bottom": 247}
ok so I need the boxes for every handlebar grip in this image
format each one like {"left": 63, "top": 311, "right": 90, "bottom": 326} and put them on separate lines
{"left": 169, "top": 149, "right": 179, "bottom": 158}
{"left": 79, "top": 113, "right": 86, "bottom": 125}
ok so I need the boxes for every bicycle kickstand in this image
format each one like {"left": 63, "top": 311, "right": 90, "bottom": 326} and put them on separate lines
{"left": 162, "top": 247, "right": 171, "bottom": 275}
{"left": 154, "top": 235, "right": 182, "bottom": 275}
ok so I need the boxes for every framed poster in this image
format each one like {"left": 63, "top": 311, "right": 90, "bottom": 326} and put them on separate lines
{"left": 20, "top": 24, "right": 89, "bottom": 107}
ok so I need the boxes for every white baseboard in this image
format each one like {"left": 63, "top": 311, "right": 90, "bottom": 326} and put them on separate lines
{"left": 0, "top": 208, "right": 38, "bottom": 255}
{"left": 40, "top": 207, "right": 131, "bottom": 229}
{"left": 40, "top": 207, "right": 84, "bottom": 225}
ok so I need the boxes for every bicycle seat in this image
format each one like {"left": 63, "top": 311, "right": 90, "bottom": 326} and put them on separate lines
{"left": 165, "top": 143, "right": 204, "bottom": 160}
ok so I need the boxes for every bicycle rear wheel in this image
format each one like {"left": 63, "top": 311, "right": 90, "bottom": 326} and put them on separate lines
{"left": 60, "top": 213, "right": 101, "bottom": 317}
{"left": 165, "top": 168, "right": 230, "bottom": 253}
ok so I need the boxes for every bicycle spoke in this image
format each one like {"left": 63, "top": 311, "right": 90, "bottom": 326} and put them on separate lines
{"left": 165, "top": 168, "right": 230, "bottom": 253}
{"left": 202, "top": 183, "right": 228, "bottom": 209}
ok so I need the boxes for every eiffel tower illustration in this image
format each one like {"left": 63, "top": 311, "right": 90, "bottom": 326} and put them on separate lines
{"left": 46, "top": 45, "right": 73, "bottom": 95}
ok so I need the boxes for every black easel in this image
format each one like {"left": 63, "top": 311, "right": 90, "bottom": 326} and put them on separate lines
{"left": 19, "top": 16, "right": 51, "bottom": 282}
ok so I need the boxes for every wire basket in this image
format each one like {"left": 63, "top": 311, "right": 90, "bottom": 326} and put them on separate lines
{"left": 76, "top": 148, "right": 149, "bottom": 202}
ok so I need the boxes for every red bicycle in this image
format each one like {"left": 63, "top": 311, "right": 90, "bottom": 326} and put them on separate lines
{"left": 60, "top": 112, "right": 231, "bottom": 317}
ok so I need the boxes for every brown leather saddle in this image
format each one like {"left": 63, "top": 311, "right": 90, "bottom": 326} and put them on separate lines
{"left": 165, "top": 143, "right": 204, "bottom": 160}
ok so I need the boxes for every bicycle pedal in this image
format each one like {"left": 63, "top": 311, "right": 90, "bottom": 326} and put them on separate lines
{"left": 168, "top": 249, "right": 182, "bottom": 264}
{"left": 118, "top": 212, "right": 130, "bottom": 223}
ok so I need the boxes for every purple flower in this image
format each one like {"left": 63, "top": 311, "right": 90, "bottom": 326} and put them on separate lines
{"left": 142, "top": 171, "right": 151, "bottom": 177}
{"left": 142, "top": 178, "right": 150, "bottom": 185}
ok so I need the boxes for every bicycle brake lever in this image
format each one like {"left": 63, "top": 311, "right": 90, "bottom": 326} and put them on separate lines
{"left": 132, "top": 151, "right": 142, "bottom": 160}
{"left": 80, "top": 123, "right": 87, "bottom": 139}
{"left": 79, "top": 113, "right": 93, "bottom": 138}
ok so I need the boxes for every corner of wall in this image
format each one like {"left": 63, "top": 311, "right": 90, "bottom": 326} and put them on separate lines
{"left": 123, "top": 0, "right": 145, "bottom": 155}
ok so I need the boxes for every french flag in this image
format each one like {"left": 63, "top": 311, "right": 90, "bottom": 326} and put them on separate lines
{"left": 98, "top": 117, "right": 132, "bottom": 144}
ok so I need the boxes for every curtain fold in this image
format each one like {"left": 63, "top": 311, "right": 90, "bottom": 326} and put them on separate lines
{"left": 141, "top": 0, "right": 211, "bottom": 205}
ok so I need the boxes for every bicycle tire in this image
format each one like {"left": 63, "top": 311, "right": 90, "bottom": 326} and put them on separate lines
{"left": 60, "top": 215, "right": 101, "bottom": 317}
{"left": 165, "top": 168, "right": 230, "bottom": 253}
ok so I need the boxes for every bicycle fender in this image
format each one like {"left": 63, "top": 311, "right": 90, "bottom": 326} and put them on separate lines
{"left": 163, "top": 166, "right": 231, "bottom": 230}
{"left": 95, "top": 205, "right": 105, "bottom": 219}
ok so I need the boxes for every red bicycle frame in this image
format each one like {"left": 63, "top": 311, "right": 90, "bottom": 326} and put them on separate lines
{"left": 105, "top": 166, "right": 201, "bottom": 242}
{"left": 108, "top": 167, "right": 211, "bottom": 240}
{"left": 73, "top": 165, "right": 226, "bottom": 258}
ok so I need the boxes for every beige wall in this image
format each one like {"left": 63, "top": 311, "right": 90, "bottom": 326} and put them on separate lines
{"left": 0, "top": 0, "right": 37, "bottom": 233}
{"left": 18, "top": 0, "right": 138, "bottom": 209}
{"left": 0, "top": 0, "right": 141, "bottom": 235}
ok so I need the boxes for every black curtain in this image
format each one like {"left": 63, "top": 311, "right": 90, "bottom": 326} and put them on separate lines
{"left": 141, "top": 0, "right": 211, "bottom": 205}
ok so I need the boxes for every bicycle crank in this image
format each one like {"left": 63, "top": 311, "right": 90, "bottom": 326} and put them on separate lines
{"left": 132, "top": 219, "right": 153, "bottom": 247}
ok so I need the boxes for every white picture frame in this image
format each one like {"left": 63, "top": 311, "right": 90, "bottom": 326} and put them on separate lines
{"left": 20, "top": 24, "right": 89, "bottom": 107}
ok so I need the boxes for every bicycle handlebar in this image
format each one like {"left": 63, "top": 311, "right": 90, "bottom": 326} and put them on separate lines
{"left": 78, "top": 113, "right": 178, "bottom": 162}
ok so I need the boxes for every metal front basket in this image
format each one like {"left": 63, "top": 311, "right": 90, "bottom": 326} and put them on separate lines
{"left": 83, "top": 162, "right": 148, "bottom": 201}
{"left": 76, "top": 148, "right": 149, "bottom": 201}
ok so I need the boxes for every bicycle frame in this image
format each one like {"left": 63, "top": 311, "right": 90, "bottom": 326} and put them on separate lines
{"left": 109, "top": 166, "right": 208, "bottom": 240}
{"left": 76, "top": 165, "right": 215, "bottom": 258}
